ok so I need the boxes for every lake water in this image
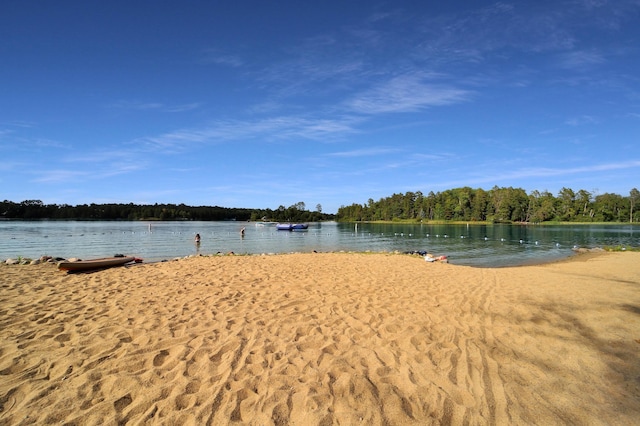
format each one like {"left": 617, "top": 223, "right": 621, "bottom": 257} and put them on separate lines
{"left": 1, "top": 221, "right": 637, "bottom": 267}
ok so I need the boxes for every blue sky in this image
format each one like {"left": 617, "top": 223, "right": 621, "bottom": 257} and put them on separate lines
{"left": 1, "top": 0, "right": 639, "bottom": 213}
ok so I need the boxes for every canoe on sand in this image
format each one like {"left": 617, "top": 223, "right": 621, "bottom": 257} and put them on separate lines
{"left": 57, "top": 256, "right": 137, "bottom": 272}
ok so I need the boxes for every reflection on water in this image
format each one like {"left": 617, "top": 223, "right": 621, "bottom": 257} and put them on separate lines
{"left": 0, "top": 221, "right": 637, "bottom": 267}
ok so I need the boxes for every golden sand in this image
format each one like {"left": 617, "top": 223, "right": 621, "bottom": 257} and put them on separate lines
{"left": 1, "top": 252, "right": 639, "bottom": 425}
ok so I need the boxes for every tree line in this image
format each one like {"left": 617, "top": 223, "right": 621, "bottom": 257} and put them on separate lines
{"left": 4, "top": 187, "right": 639, "bottom": 223}
{"left": 0, "top": 200, "right": 334, "bottom": 222}
{"left": 336, "top": 186, "right": 640, "bottom": 223}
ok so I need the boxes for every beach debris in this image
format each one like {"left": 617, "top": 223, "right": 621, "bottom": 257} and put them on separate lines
{"left": 403, "top": 250, "right": 428, "bottom": 256}
{"left": 425, "top": 254, "right": 448, "bottom": 263}
{"left": 571, "top": 247, "right": 605, "bottom": 253}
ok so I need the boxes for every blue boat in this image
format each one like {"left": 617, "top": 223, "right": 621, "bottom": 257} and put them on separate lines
{"left": 276, "top": 223, "right": 308, "bottom": 231}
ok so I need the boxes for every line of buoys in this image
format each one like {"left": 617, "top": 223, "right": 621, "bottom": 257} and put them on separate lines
{"left": 364, "top": 231, "right": 564, "bottom": 247}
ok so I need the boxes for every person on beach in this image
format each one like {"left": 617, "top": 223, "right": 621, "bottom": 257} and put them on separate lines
{"left": 240, "top": 227, "right": 245, "bottom": 237}
{"left": 195, "top": 233, "right": 201, "bottom": 243}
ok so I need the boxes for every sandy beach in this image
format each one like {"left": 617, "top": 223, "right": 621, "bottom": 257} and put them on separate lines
{"left": 1, "top": 252, "right": 639, "bottom": 425}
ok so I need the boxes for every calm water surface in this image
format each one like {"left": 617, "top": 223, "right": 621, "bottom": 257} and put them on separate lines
{"left": 1, "top": 221, "right": 638, "bottom": 267}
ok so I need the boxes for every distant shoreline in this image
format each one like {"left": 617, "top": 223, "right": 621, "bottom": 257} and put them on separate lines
{"left": 2, "top": 217, "right": 639, "bottom": 226}
{"left": 347, "top": 219, "right": 640, "bottom": 226}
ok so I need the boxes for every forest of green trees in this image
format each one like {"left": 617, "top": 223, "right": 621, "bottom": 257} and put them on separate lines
{"left": 0, "top": 200, "right": 333, "bottom": 223}
{"left": 3, "top": 186, "right": 639, "bottom": 223}
{"left": 335, "top": 186, "right": 640, "bottom": 223}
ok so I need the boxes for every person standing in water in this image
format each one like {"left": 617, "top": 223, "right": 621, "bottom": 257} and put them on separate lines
{"left": 194, "top": 233, "right": 201, "bottom": 255}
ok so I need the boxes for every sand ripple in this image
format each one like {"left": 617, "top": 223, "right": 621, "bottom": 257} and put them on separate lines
{"left": 1, "top": 252, "right": 639, "bottom": 425}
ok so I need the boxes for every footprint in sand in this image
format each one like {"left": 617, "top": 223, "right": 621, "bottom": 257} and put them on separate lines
{"left": 114, "top": 393, "right": 133, "bottom": 412}
{"left": 185, "top": 380, "right": 201, "bottom": 394}
{"left": 153, "top": 349, "right": 170, "bottom": 367}
{"left": 54, "top": 333, "right": 72, "bottom": 343}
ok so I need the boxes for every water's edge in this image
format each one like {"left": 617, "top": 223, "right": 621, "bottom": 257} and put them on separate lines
{"left": 1, "top": 221, "right": 636, "bottom": 267}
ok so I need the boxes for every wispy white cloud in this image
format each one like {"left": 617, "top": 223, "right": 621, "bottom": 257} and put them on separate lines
{"left": 24, "top": 146, "right": 151, "bottom": 186}
{"left": 0, "top": 133, "right": 66, "bottom": 150}
{"left": 114, "top": 101, "right": 163, "bottom": 110}
{"left": 31, "top": 158, "right": 147, "bottom": 184}
{"left": 164, "top": 103, "right": 202, "bottom": 113}
{"left": 557, "top": 50, "right": 605, "bottom": 69}
{"left": 411, "top": 152, "right": 455, "bottom": 162}
{"left": 346, "top": 73, "right": 471, "bottom": 114}
{"left": 200, "top": 48, "right": 244, "bottom": 67}
{"left": 256, "top": 43, "right": 365, "bottom": 99}
{"left": 423, "top": 161, "right": 640, "bottom": 189}
{"left": 32, "top": 169, "right": 88, "bottom": 184}
{"left": 413, "top": 1, "right": 576, "bottom": 64}
{"left": 137, "top": 116, "right": 362, "bottom": 152}
{"left": 503, "top": 161, "right": 640, "bottom": 179}
{"left": 0, "top": 160, "right": 28, "bottom": 172}
{"left": 0, "top": 120, "right": 35, "bottom": 129}
{"left": 99, "top": 162, "right": 146, "bottom": 177}
{"left": 326, "top": 147, "right": 400, "bottom": 158}
{"left": 408, "top": 0, "right": 633, "bottom": 76}
{"left": 580, "top": 0, "right": 608, "bottom": 9}
{"left": 565, "top": 115, "right": 599, "bottom": 126}
{"left": 109, "top": 100, "right": 201, "bottom": 112}
{"left": 247, "top": 101, "right": 283, "bottom": 114}
{"left": 66, "top": 149, "right": 141, "bottom": 164}
{"left": 575, "top": 0, "right": 640, "bottom": 30}
{"left": 442, "top": 160, "right": 640, "bottom": 189}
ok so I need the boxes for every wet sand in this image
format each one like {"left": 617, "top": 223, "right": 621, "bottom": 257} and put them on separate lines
{"left": 1, "top": 252, "right": 639, "bottom": 425}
